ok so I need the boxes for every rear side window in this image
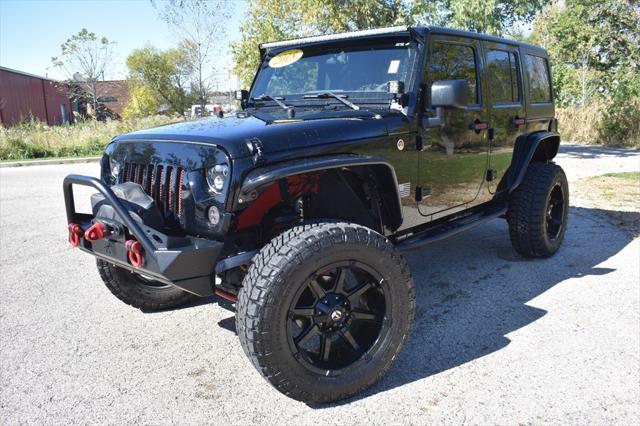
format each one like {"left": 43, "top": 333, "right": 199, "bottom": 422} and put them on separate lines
{"left": 428, "top": 42, "right": 479, "bottom": 105}
{"left": 524, "top": 55, "right": 551, "bottom": 103}
{"left": 486, "top": 50, "right": 521, "bottom": 104}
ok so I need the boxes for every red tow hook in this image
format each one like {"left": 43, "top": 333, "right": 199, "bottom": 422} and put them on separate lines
{"left": 125, "top": 240, "right": 144, "bottom": 268}
{"left": 84, "top": 222, "right": 108, "bottom": 241}
{"left": 68, "top": 223, "right": 83, "bottom": 247}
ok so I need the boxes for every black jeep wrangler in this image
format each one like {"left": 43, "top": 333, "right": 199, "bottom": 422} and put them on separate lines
{"left": 64, "top": 26, "right": 568, "bottom": 403}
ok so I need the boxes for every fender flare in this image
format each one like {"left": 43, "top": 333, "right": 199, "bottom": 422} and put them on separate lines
{"left": 238, "top": 154, "right": 403, "bottom": 230}
{"left": 507, "top": 131, "right": 561, "bottom": 192}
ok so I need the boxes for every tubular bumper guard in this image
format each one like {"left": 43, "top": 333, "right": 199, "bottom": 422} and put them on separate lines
{"left": 63, "top": 174, "right": 223, "bottom": 296}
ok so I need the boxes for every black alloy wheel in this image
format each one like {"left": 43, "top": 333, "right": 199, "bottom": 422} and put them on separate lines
{"left": 287, "top": 261, "right": 388, "bottom": 375}
{"left": 545, "top": 183, "right": 565, "bottom": 241}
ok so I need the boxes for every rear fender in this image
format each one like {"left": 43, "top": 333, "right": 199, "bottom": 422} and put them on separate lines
{"left": 507, "top": 131, "right": 560, "bottom": 192}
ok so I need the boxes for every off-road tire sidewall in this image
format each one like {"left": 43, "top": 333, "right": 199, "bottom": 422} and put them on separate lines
{"left": 236, "top": 222, "right": 416, "bottom": 403}
{"left": 508, "top": 162, "right": 569, "bottom": 258}
{"left": 96, "top": 259, "right": 197, "bottom": 311}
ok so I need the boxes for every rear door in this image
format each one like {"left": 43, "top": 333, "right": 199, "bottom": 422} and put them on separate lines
{"left": 482, "top": 41, "right": 526, "bottom": 195}
{"left": 418, "top": 34, "right": 490, "bottom": 219}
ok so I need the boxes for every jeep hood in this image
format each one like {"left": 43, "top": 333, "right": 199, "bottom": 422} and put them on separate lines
{"left": 113, "top": 114, "right": 390, "bottom": 159}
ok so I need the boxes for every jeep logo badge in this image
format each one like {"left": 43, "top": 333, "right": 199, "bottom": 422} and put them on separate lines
{"left": 397, "top": 139, "right": 405, "bottom": 151}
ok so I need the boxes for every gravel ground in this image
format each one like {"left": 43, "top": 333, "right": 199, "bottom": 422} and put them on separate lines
{"left": 1, "top": 144, "right": 639, "bottom": 425}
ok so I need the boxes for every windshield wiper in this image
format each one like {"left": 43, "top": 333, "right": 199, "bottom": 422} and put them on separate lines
{"left": 303, "top": 92, "right": 360, "bottom": 111}
{"left": 251, "top": 95, "right": 295, "bottom": 118}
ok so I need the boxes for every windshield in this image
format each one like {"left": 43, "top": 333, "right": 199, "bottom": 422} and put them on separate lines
{"left": 250, "top": 39, "right": 416, "bottom": 103}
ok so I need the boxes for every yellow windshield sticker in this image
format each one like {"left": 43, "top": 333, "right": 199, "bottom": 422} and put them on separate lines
{"left": 268, "top": 49, "right": 303, "bottom": 68}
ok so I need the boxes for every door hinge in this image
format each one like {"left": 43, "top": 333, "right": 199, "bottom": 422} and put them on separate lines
{"left": 415, "top": 185, "right": 432, "bottom": 202}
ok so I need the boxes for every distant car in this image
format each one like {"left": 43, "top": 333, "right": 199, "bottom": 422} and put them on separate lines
{"left": 64, "top": 26, "right": 567, "bottom": 403}
{"left": 191, "top": 103, "right": 223, "bottom": 118}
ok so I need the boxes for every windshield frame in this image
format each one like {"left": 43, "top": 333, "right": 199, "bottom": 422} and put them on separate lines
{"left": 247, "top": 34, "right": 423, "bottom": 112}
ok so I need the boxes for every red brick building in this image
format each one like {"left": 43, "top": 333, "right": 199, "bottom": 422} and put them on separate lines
{"left": 0, "top": 66, "right": 73, "bottom": 127}
{"left": 94, "top": 80, "right": 130, "bottom": 117}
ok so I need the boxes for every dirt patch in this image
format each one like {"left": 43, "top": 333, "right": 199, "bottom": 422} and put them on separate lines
{"left": 571, "top": 173, "right": 640, "bottom": 236}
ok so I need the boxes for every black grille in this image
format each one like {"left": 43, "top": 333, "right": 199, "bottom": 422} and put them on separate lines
{"left": 122, "top": 162, "right": 185, "bottom": 215}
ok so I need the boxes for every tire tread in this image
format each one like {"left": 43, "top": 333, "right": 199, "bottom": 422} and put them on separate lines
{"left": 236, "top": 221, "right": 415, "bottom": 403}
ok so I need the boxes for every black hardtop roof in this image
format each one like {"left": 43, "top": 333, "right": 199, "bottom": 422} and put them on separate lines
{"left": 260, "top": 25, "right": 547, "bottom": 55}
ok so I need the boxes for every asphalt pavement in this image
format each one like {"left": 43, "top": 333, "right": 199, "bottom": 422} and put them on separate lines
{"left": 1, "top": 145, "right": 639, "bottom": 424}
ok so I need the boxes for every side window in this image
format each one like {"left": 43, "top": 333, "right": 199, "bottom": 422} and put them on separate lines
{"left": 524, "top": 54, "right": 551, "bottom": 103}
{"left": 486, "top": 49, "right": 521, "bottom": 103}
{"left": 428, "top": 42, "right": 479, "bottom": 105}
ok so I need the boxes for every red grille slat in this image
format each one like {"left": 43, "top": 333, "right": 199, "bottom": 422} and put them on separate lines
{"left": 137, "top": 164, "right": 144, "bottom": 185}
{"left": 149, "top": 165, "right": 156, "bottom": 199}
{"left": 129, "top": 164, "right": 137, "bottom": 183}
{"left": 177, "top": 169, "right": 185, "bottom": 215}
{"left": 168, "top": 168, "right": 176, "bottom": 212}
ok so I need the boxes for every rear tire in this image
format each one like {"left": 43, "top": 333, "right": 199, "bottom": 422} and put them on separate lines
{"left": 508, "top": 162, "right": 569, "bottom": 257}
{"left": 236, "top": 222, "right": 415, "bottom": 403}
{"left": 96, "top": 259, "right": 198, "bottom": 311}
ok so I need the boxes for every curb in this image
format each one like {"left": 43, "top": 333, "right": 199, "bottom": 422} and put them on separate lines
{"left": 0, "top": 156, "right": 100, "bottom": 168}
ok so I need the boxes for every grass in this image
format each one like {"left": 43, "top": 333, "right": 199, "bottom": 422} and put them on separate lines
{"left": 0, "top": 115, "right": 180, "bottom": 161}
{"left": 601, "top": 172, "right": 640, "bottom": 179}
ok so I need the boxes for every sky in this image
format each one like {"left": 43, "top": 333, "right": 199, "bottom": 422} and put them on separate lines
{"left": 0, "top": 0, "right": 247, "bottom": 89}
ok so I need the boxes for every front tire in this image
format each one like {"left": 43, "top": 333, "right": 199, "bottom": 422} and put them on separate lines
{"left": 236, "top": 222, "right": 415, "bottom": 403}
{"left": 508, "top": 162, "right": 569, "bottom": 257}
{"left": 96, "top": 259, "right": 198, "bottom": 311}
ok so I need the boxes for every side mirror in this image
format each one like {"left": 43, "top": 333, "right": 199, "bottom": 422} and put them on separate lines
{"left": 431, "top": 79, "right": 468, "bottom": 109}
{"left": 235, "top": 89, "right": 248, "bottom": 102}
{"left": 423, "top": 79, "right": 469, "bottom": 128}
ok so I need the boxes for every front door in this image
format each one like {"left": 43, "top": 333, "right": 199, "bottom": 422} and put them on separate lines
{"left": 418, "top": 35, "right": 490, "bottom": 219}
{"left": 482, "top": 41, "right": 526, "bottom": 196}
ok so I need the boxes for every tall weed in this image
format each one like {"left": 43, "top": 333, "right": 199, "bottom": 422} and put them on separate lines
{"left": 0, "top": 116, "right": 180, "bottom": 160}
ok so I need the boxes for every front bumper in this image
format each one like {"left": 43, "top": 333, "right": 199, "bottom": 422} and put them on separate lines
{"left": 63, "top": 174, "right": 223, "bottom": 296}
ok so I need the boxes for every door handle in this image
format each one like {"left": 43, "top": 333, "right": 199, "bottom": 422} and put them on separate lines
{"left": 469, "top": 119, "right": 489, "bottom": 133}
{"left": 513, "top": 116, "right": 526, "bottom": 127}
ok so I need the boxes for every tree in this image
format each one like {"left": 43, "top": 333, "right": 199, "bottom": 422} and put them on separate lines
{"left": 153, "top": 0, "right": 231, "bottom": 111}
{"left": 232, "top": 0, "right": 546, "bottom": 87}
{"left": 445, "top": 0, "right": 546, "bottom": 35}
{"left": 531, "top": 0, "right": 640, "bottom": 105}
{"left": 51, "top": 28, "right": 115, "bottom": 117}
{"left": 126, "top": 47, "right": 193, "bottom": 117}
{"left": 123, "top": 85, "right": 160, "bottom": 119}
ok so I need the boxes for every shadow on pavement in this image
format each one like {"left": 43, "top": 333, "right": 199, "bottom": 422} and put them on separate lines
{"left": 559, "top": 144, "right": 639, "bottom": 159}
{"left": 314, "top": 206, "right": 637, "bottom": 406}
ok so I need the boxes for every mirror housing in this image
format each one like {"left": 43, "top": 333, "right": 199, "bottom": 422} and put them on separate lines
{"left": 235, "top": 89, "right": 249, "bottom": 101}
{"left": 431, "top": 79, "right": 468, "bottom": 109}
{"left": 423, "top": 79, "right": 469, "bottom": 128}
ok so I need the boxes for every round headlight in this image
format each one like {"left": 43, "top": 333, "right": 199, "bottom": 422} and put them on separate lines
{"left": 206, "top": 164, "right": 229, "bottom": 194}
{"left": 109, "top": 157, "right": 120, "bottom": 179}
